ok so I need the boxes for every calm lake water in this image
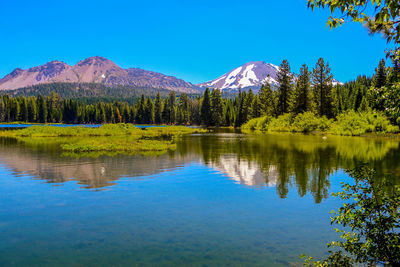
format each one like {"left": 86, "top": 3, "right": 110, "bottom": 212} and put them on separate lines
{"left": 0, "top": 130, "right": 399, "bottom": 266}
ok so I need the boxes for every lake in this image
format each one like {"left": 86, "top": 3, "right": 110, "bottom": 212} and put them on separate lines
{"left": 0, "top": 130, "right": 399, "bottom": 266}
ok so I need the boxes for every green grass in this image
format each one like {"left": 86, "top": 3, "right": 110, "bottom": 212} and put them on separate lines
{"left": 0, "top": 124, "right": 204, "bottom": 137}
{"left": 0, "top": 124, "right": 205, "bottom": 157}
{"left": 242, "top": 111, "right": 399, "bottom": 136}
{"left": 61, "top": 138, "right": 176, "bottom": 152}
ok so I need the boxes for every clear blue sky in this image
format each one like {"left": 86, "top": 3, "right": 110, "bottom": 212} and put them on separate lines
{"left": 0, "top": 0, "right": 391, "bottom": 84}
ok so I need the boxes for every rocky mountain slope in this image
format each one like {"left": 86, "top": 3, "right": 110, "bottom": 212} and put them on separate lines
{"left": 0, "top": 56, "right": 198, "bottom": 93}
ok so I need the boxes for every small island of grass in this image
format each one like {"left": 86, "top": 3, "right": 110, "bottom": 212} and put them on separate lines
{"left": 0, "top": 124, "right": 206, "bottom": 157}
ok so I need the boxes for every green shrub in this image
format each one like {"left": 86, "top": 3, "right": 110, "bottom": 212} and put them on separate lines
{"left": 242, "top": 111, "right": 399, "bottom": 136}
{"left": 291, "top": 112, "right": 331, "bottom": 133}
{"left": 242, "top": 116, "right": 273, "bottom": 132}
{"left": 330, "top": 111, "right": 399, "bottom": 136}
{"left": 269, "top": 113, "right": 293, "bottom": 132}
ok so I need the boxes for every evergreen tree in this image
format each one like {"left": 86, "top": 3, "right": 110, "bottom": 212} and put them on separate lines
{"left": 246, "top": 89, "right": 255, "bottom": 120}
{"left": 162, "top": 98, "right": 170, "bottom": 124}
{"left": 135, "top": 95, "right": 146, "bottom": 124}
{"left": 9, "top": 98, "right": 20, "bottom": 122}
{"left": 387, "top": 59, "right": 400, "bottom": 86}
{"left": 121, "top": 104, "right": 130, "bottom": 123}
{"left": 129, "top": 106, "right": 136, "bottom": 123}
{"left": 331, "top": 85, "right": 342, "bottom": 117}
{"left": 353, "top": 85, "right": 364, "bottom": 111}
{"left": 3, "top": 95, "right": 11, "bottom": 122}
{"left": 370, "top": 59, "right": 390, "bottom": 111}
{"left": 19, "top": 98, "right": 28, "bottom": 122}
{"left": 224, "top": 100, "right": 235, "bottom": 126}
{"left": 252, "top": 95, "right": 263, "bottom": 118}
{"left": 27, "top": 97, "right": 37, "bottom": 122}
{"left": 178, "top": 93, "right": 190, "bottom": 124}
{"left": 37, "top": 96, "right": 47, "bottom": 123}
{"left": 259, "top": 82, "right": 277, "bottom": 117}
{"left": 276, "top": 59, "right": 294, "bottom": 115}
{"left": 292, "top": 64, "right": 311, "bottom": 114}
{"left": 235, "top": 91, "right": 253, "bottom": 126}
{"left": 0, "top": 97, "right": 4, "bottom": 122}
{"left": 144, "top": 97, "right": 155, "bottom": 124}
{"left": 154, "top": 92, "right": 163, "bottom": 124}
{"left": 358, "top": 96, "right": 370, "bottom": 112}
{"left": 312, "top": 58, "right": 334, "bottom": 117}
{"left": 372, "top": 59, "right": 387, "bottom": 88}
{"left": 210, "top": 89, "right": 223, "bottom": 126}
{"left": 167, "top": 91, "right": 176, "bottom": 124}
{"left": 96, "top": 102, "right": 106, "bottom": 123}
{"left": 190, "top": 97, "right": 201, "bottom": 125}
{"left": 201, "top": 88, "right": 212, "bottom": 126}
{"left": 105, "top": 103, "right": 114, "bottom": 123}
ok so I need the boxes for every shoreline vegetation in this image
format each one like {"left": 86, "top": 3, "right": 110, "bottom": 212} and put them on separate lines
{"left": 242, "top": 111, "right": 399, "bottom": 136}
{"left": 0, "top": 124, "right": 206, "bottom": 157}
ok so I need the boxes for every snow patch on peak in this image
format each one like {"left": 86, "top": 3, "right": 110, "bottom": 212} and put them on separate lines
{"left": 239, "top": 64, "right": 258, "bottom": 87}
{"left": 223, "top": 66, "right": 242, "bottom": 88}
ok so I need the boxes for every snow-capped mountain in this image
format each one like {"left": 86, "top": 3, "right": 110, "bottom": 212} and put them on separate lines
{"left": 198, "top": 61, "right": 343, "bottom": 91}
{"left": 198, "top": 61, "right": 280, "bottom": 91}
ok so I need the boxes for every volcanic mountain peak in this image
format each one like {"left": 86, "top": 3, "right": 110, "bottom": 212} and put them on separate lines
{"left": 198, "top": 61, "right": 281, "bottom": 90}
{"left": 0, "top": 57, "right": 197, "bottom": 93}
{"left": 198, "top": 61, "right": 342, "bottom": 91}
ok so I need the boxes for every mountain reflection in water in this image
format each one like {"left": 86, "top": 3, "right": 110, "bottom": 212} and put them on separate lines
{"left": 0, "top": 131, "right": 399, "bottom": 202}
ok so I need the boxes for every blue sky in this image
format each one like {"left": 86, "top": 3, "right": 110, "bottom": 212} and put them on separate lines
{"left": 0, "top": 0, "right": 391, "bottom": 84}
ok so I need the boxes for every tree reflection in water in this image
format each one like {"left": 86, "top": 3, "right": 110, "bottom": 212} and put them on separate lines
{"left": 0, "top": 131, "right": 398, "bottom": 203}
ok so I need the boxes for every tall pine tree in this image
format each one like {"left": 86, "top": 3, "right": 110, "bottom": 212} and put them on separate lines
{"left": 276, "top": 59, "right": 294, "bottom": 115}
{"left": 210, "top": 89, "right": 223, "bottom": 126}
{"left": 37, "top": 96, "right": 47, "bottom": 123}
{"left": 258, "top": 82, "right": 277, "bottom": 117}
{"left": 312, "top": 58, "right": 334, "bottom": 117}
{"left": 292, "top": 64, "right": 311, "bottom": 114}
{"left": 154, "top": 92, "right": 163, "bottom": 124}
{"left": 201, "top": 88, "right": 212, "bottom": 126}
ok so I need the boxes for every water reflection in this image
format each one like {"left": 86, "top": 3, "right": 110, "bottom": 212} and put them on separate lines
{"left": 0, "top": 132, "right": 399, "bottom": 202}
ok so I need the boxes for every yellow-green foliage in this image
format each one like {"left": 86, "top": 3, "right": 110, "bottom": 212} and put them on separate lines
{"left": 242, "top": 112, "right": 331, "bottom": 133}
{"left": 268, "top": 113, "right": 295, "bottom": 132}
{"left": 330, "top": 111, "right": 399, "bottom": 136}
{"left": 292, "top": 112, "right": 331, "bottom": 132}
{"left": 62, "top": 138, "right": 176, "bottom": 152}
{"left": 0, "top": 124, "right": 204, "bottom": 157}
{"left": 0, "top": 124, "right": 205, "bottom": 138}
{"left": 242, "top": 116, "right": 272, "bottom": 132}
{"left": 242, "top": 112, "right": 399, "bottom": 136}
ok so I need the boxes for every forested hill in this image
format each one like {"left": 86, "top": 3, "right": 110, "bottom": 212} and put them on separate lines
{"left": 0, "top": 82, "right": 176, "bottom": 104}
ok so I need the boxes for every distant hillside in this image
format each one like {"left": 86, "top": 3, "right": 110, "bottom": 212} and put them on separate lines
{"left": 0, "top": 82, "right": 177, "bottom": 103}
{"left": 0, "top": 56, "right": 199, "bottom": 93}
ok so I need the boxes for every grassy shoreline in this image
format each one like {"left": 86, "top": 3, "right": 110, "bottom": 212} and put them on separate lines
{"left": 242, "top": 111, "right": 400, "bottom": 137}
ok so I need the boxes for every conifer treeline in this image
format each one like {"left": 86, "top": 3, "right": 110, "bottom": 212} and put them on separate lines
{"left": 0, "top": 58, "right": 398, "bottom": 126}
